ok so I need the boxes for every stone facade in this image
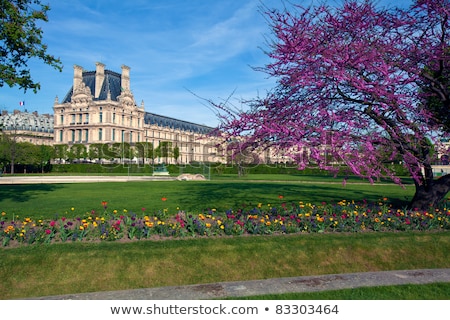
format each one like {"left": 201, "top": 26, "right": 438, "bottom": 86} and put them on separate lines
{"left": 53, "top": 63, "right": 146, "bottom": 148}
{"left": 52, "top": 63, "right": 223, "bottom": 164}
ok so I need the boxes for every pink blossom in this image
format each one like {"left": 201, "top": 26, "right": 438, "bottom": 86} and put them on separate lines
{"left": 211, "top": 0, "right": 450, "bottom": 210}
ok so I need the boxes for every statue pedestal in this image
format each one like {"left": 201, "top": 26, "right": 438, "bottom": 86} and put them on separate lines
{"left": 152, "top": 164, "right": 170, "bottom": 176}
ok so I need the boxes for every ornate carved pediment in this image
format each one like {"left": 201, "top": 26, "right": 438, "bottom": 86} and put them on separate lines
{"left": 71, "top": 82, "right": 93, "bottom": 105}
{"left": 117, "top": 88, "right": 135, "bottom": 107}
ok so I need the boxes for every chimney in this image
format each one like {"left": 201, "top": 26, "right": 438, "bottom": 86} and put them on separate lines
{"left": 73, "top": 65, "right": 83, "bottom": 89}
{"left": 95, "top": 62, "right": 105, "bottom": 98}
{"left": 121, "top": 65, "right": 130, "bottom": 91}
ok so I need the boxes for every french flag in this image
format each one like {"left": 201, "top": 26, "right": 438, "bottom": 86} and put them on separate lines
{"left": 19, "top": 101, "right": 25, "bottom": 106}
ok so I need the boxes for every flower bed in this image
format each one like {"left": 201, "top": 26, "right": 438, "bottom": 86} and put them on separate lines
{"left": 1, "top": 198, "right": 449, "bottom": 247}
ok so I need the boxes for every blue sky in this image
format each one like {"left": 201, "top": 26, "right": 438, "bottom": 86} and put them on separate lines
{"left": 1, "top": 0, "right": 413, "bottom": 127}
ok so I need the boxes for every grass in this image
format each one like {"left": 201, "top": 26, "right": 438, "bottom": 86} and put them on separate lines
{"left": 0, "top": 178, "right": 415, "bottom": 220}
{"left": 212, "top": 173, "right": 414, "bottom": 183}
{"left": 233, "top": 283, "right": 450, "bottom": 300}
{"left": 0, "top": 231, "right": 449, "bottom": 299}
{"left": 0, "top": 174, "right": 447, "bottom": 300}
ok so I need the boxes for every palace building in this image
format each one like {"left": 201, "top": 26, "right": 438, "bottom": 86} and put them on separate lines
{"left": 1, "top": 63, "right": 296, "bottom": 166}
{"left": 0, "top": 109, "right": 54, "bottom": 145}
{"left": 1, "top": 63, "right": 224, "bottom": 164}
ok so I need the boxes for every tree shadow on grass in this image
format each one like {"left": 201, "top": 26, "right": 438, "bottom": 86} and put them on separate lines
{"left": 0, "top": 184, "right": 63, "bottom": 203}
{"left": 174, "top": 181, "right": 412, "bottom": 211}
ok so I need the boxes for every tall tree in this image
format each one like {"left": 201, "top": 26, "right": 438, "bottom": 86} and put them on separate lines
{"left": 101, "top": 143, "right": 115, "bottom": 162}
{"left": 0, "top": 132, "right": 11, "bottom": 169}
{"left": 54, "top": 144, "right": 67, "bottom": 163}
{"left": 173, "top": 145, "right": 180, "bottom": 164}
{"left": 213, "top": 0, "right": 450, "bottom": 210}
{"left": 135, "top": 141, "right": 154, "bottom": 165}
{"left": 16, "top": 141, "right": 38, "bottom": 167}
{"left": 69, "top": 144, "right": 87, "bottom": 161}
{"left": 37, "top": 144, "right": 54, "bottom": 173}
{"left": 106, "top": 142, "right": 132, "bottom": 163}
{"left": 158, "top": 141, "right": 172, "bottom": 164}
{"left": 0, "top": 0, "right": 62, "bottom": 92}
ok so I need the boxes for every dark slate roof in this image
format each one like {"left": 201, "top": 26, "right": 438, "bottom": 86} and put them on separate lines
{"left": 61, "top": 69, "right": 122, "bottom": 103}
{"left": 0, "top": 111, "right": 54, "bottom": 133}
{"left": 144, "top": 112, "right": 214, "bottom": 134}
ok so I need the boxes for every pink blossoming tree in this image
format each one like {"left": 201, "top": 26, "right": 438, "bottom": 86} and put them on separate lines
{"left": 213, "top": 0, "right": 450, "bottom": 210}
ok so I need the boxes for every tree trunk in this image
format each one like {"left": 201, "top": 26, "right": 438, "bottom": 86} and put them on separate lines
{"left": 408, "top": 173, "right": 450, "bottom": 210}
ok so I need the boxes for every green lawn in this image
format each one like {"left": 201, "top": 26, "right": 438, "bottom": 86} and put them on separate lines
{"left": 1, "top": 231, "right": 448, "bottom": 299}
{"left": 0, "top": 175, "right": 447, "bottom": 300}
{"left": 0, "top": 178, "right": 415, "bottom": 220}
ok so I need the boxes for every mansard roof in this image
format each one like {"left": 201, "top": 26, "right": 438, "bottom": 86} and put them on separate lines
{"left": 144, "top": 112, "right": 213, "bottom": 134}
{"left": 0, "top": 110, "right": 54, "bottom": 133}
{"left": 61, "top": 69, "right": 122, "bottom": 103}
